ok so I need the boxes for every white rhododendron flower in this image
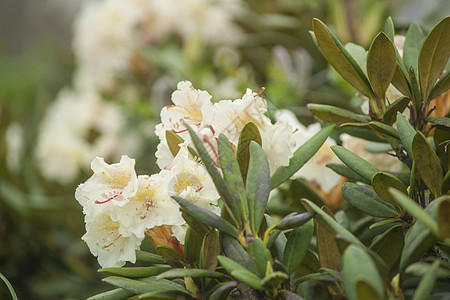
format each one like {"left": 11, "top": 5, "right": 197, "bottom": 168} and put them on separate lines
{"left": 75, "top": 155, "right": 138, "bottom": 217}
{"left": 260, "top": 120, "right": 294, "bottom": 174}
{"left": 82, "top": 214, "right": 143, "bottom": 268}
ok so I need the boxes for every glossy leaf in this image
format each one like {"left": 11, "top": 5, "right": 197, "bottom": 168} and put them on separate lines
{"left": 369, "top": 225, "right": 404, "bottom": 270}
{"left": 135, "top": 250, "right": 165, "bottom": 265}
{"left": 271, "top": 124, "right": 334, "bottom": 189}
{"left": 276, "top": 212, "right": 315, "bottom": 230}
{"left": 87, "top": 288, "right": 134, "bottom": 300}
{"left": 367, "top": 32, "right": 397, "bottom": 104}
{"left": 342, "top": 183, "right": 399, "bottom": 217}
{"left": 172, "top": 195, "right": 238, "bottom": 238}
{"left": 307, "top": 104, "right": 370, "bottom": 124}
{"left": 331, "top": 145, "right": 379, "bottom": 183}
{"left": 201, "top": 229, "right": 220, "bottom": 271}
{"left": 437, "top": 197, "right": 450, "bottom": 240}
{"left": 412, "top": 131, "right": 443, "bottom": 197}
{"left": 301, "top": 199, "right": 363, "bottom": 246}
{"left": 369, "top": 121, "right": 400, "bottom": 139}
{"left": 312, "top": 19, "right": 373, "bottom": 97}
{"left": 283, "top": 219, "right": 314, "bottom": 273}
{"left": 383, "top": 97, "right": 410, "bottom": 125}
{"left": 326, "top": 163, "right": 369, "bottom": 184}
{"left": 208, "top": 281, "right": 238, "bottom": 300}
{"left": 412, "top": 260, "right": 441, "bottom": 300}
{"left": 342, "top": 245, "right": 385, "bottom": 300}
{"left": 246, "top": 142, "right": 270, "bottom": 233}
{"left": 396, "top": 112, "right": 416, "bottom": 158}
{"left": 403, "top": 23, "right": 425, "bottom": 73}
{"left": 98, "top": 266, "right": 170, "bottom": 278}
{"left": 418, "top": 16, "right": 450, "bottom": 99}
{"left": 372, "top": 172, "right": 407, "bottom": 207}
{"left": 156, "top": 268, "right": 224, "bottom": 279}
{"left": 237, "top": 122, "right": 262, "bottom": 183}
{"left": 218, "top": 134, "right": 248, "bottom": 224}
{"left": 218, "top": 256, "right": 264, "bottom": 290}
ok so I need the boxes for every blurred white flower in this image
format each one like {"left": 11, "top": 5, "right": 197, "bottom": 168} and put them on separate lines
{"left": 75, "top": 155, "right": 139, "bottom": 217}
{"left": 36, "top": 89, "right": 125, "bottom": 184}
{"left": 5, "top": 122, "right": 25, "bottom": 173}
{"left": 82, "top": 214, "right": 143, "bottom": 268}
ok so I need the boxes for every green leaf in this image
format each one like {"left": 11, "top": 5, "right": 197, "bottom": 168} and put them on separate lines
{"left": 156, "top": 245, "right": 184, "bottom": 268}
{"left": 201, "top": 229, "right": 220, "bottom": 271}
{"left": 261, "top": 272, "right": 289, "bottom": 290}
{"left": 442, "top": 170, "right": 450, "bottom": 195}
{"left": 437, "top": 197, "right": 450, "bottom": 240}
{"left": 399, "top": 199, "right": 440, "bottom": 274}
{"left": 342, "top": 246, "right": 385, "bottom": 300}
{"left": 279, "top": 290, "right": 306, "bottom": 300}
{"left": 331, "top": 145, "right": 379, "bottom": 183}
{"left": 156, "top": 269, "right": 225, "bottom": 279}
{"left": 427, "top": 117, "right": 450, "bottom": 128}
{"left": 412, "top": 131, "right": 444, "bottom": 197}
{"left": 0, "top": 273, "right": 18, "bottom": 300}
{"left": 419, "top": 16, "right": 450, "bottom": 99}
{"left": 208, "top": 281, "right": 238, "bottom": 300}
{"left": 412, "top": 260, "right": 441, "bottom": 300}
{"left": 367, "top": 32, "right": 397, "bottom": 105}
{"left": 218, "top": 134, "right": 248, "bottom": 224}
{"left": 185, "top": 226, "right": 202, "bottom": 265}
{"left": 312, "top": 18, "right": 374, "bottom": 97}
{"left": 283, "top": 219, "right": 314, "bottom": 274}
{"left": 391, "top": 64, "right": 412, "bottom": 97}
{"left": 388, "top": 188, "right": 440, "bottom": 237}
{"left": 403, "top": 23, "right": 426, "bottom": 74}
{"left": 316, "top": 207, "right": 341, "bottom": 271}
{"left": 372, "top": 172, "right": 407, "bottom": 207}
{"left": 342, "top": 183, "right": 399, "bottom": 217}
{"left": 396, "top": 112, "right": 416, "bottom": 158}
{"left": 369, "top": 121, "right": 400, "bottom": 139}
{"left": 356, "top": 280, "right": 383, "bottom": 300}
{"left": 246, "top": 142, "right": 270, "bottom": 233}
{"left": 221, "top": 234, "right": 257, "bottom": 273}
{"left": 172, "top": 195, "right": 239, "bottom": 238}
{"left": 326, "top": 163, "right": 369, "bottom": 184}
{"left": 301, "top": 199, "right": 363, "bottom": 246}
{"left": 98, "top": 266, "right": 170, "bottom": 278}
{"left": 429, "top": 70, "right": 450, "bottom": 99}
{"left": 307, "top": 104, "right": 370, "bottom": 124}
{"left": 383, "top": 97, "right": 410, "bottom": 125}
{"left": 434, "top": 127, "right": 450, "bottom": 173}
{"left": 102, "top": 277, "right": 188, "bottom": 296}
{"left": 165, "top": 130, "right": 183, "bottom": 157}
{"left": 345, "top": 43, "right": 367, "bottom": 73}
{"left": 87, "top": 288, "right": 134, "bottom": 300}
{"left": 271, "top": 124, "right": 334, "bottom": 189}
{"left": 248, "top": 237, "right": 273, "bottom": 277}
{"left": 287, "top": 179, "right": 325, "bottom": 208}
{"left": 276, "top": 212, "right": 315, "bottom": 230}
{"left": 218, "top": 256, "right": 264, "bottom": 290}
{"left": 294, "top": 249, "right": 320, "bottom": 278}
{"left": 181, "top": 208, "right": 210, "bottom": 237}
{"left": 185, "top": 124, "right": 240, "bottom": 226}
{"left": 383, "top": 17, "right": 395, "bottom": 42}
{"left": 135, "top": 251, "right": 165, "bottom": 265}
{"left": 237, "top": 122, "right": 262, "bottom": 183}
{"left": 369, "top": 225, "right": 404, "bottom": 270}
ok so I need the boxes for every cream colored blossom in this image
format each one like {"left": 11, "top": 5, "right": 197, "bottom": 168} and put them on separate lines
{"left": 260, "top": 120, "right": 294, "bottom": 174}
{"left": 82, "top": 214, "right": 143, "bottom": 268}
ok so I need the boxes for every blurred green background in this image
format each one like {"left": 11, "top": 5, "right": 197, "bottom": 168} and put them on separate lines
{"left": 0, "top": 0, "right": 448, "bottom": 298}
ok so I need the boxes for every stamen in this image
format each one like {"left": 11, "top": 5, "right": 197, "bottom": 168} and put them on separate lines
{"left": 254, "top": 87, "right": 265, "bottom": 98}
{"left": 195, "top": 185, "right": 203, "bottom": 192}
{"left": 102, "top": 234, "right": 122, "bottom": 249}
{"left": 96, "top": 193, "right": 121, "bottom": 204}
{"left": 172, "top": 129, "right": 188, "bottom": 134}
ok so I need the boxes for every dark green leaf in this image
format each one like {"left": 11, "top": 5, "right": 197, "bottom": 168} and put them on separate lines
{"left": 156, "top": 245, "right": 184, "bottom": 268}
{"left": 98, "top": 266, "right": 170, "bottom": 278}
{"left": 342, "top": 183, "right": 399, "bottom": 217}
{"left": 412, "top": 131, "right": 444, "bottom": 197}
{"left": 403, "top": 23, "right": 426, "bottom": 73}
{"left": 271, "top": 124, "right": 334, "bottom": 189}
{"left": 345, "top": 43, "right": 367, "bottom": 73}
{"left": 221, "top": 234, "right": 257, "bottom": 273}
{"left": 135, "top": 251, "right": 165, "bottom": 265}
{"left": 294, "top": 249, "right": 320, "bottom": 278}
{"left": 201, "top": 229, "right": 220, "bottom": 271}
{"left": 218, "top": 256, "right": 264, "bottom": 290}
{"left": 172, "top": 195, "right": 238, "bottom": 238}
{"left": 246, "top": 142, "right": 270, "bottom": 233}
{"left": 165, "top": 130, "right": 183, "bottom": 157}
{"left": 283, "top": 219, "right": 314, "bottom": 273}
{"left": 261, "top": 272, "right": 289, "bottom": 289}
{"left": 218, "top": 134, "right": 248, "bottom": 224}
{"left": 409, "top": 66, "right": 422, "bottom": 113}
{"left": 427, "top": 117, "right": 450, "bottom": 127}
{"left": 437, "top": 197, "right": 450, "bottom": 240}
{"left": 419, "top": 16, "right": 450, "bottom": 99}
{"left": 279, "top": 290, "right": 307, "bottom": 300}
{"left": 208, "top": 281, "right": 238, "bottom": 300}
{"left": 396, "top": 112, "right": 416, "bottom": 158}
{"left": 367, "top": 32, "right": 397, "bottom": 105}
{"left": 429, "top": 70, "right": 450, "bottom": 99}
{"left": 326, "top": 163, "right": 369, "bottom": 184}
{"left": 369, "top": 225, "right": 404, "bottom": 270}
{"left": 369, "top": 121, "right": 400, "bottom": 139}
{"left": 412, "top": 260, "right": 441, "bottom": 300}
{"left": 301, "top": 199, "right": 363, "bottom": 246}
{"left": 237, "top": 122, "right": 262, "bottom": 183}
{"left": 287, "top": 179, "right": 325, "bottom": 208}
{"left": 156, "top": 268, "right": 225, "bottom": 279}
{"left": 316, "top": 206, "right": 341, "bottom": 271}
{"left": 102, "top": 277, "right": 188, "bottom": 296}
{"left": 307, "top": 104, "right": 370, "bottom": 124}
{"left": 383, "top": 97, "right": 410, "bottom": 125}
{"left": 312, "top": 18, "right": 374, "bottom": 97}
{"left": 185, "top": 226, "right": 202, "bottom": 265}
{"left": 442, "top": 170, "right": 450, "bottom": 195}
{"left": 391, "top": 64, "right": 412, "bottom": 97}
{"left": 276, "top": 212, "right": 315, "bottom": 230}
{"left": 434, "top": 127, "right": 449, "bottom": 174}
{"left": 372, "top": 172, "right": 407, "bottom": 207}
{"left": 248, "top": 237, "right": 273, "bottom": 276}
{"left": 342, "top": 246, "right": 384, "bottom": 300}
{"left": 181, "top": 208, "right": 210, "bottom": 237}
{"left": 331, "top": 145, "right": 379, "bottom": 183}
{"left": 87, "top": 288, "right": 135, "bottom": 300}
